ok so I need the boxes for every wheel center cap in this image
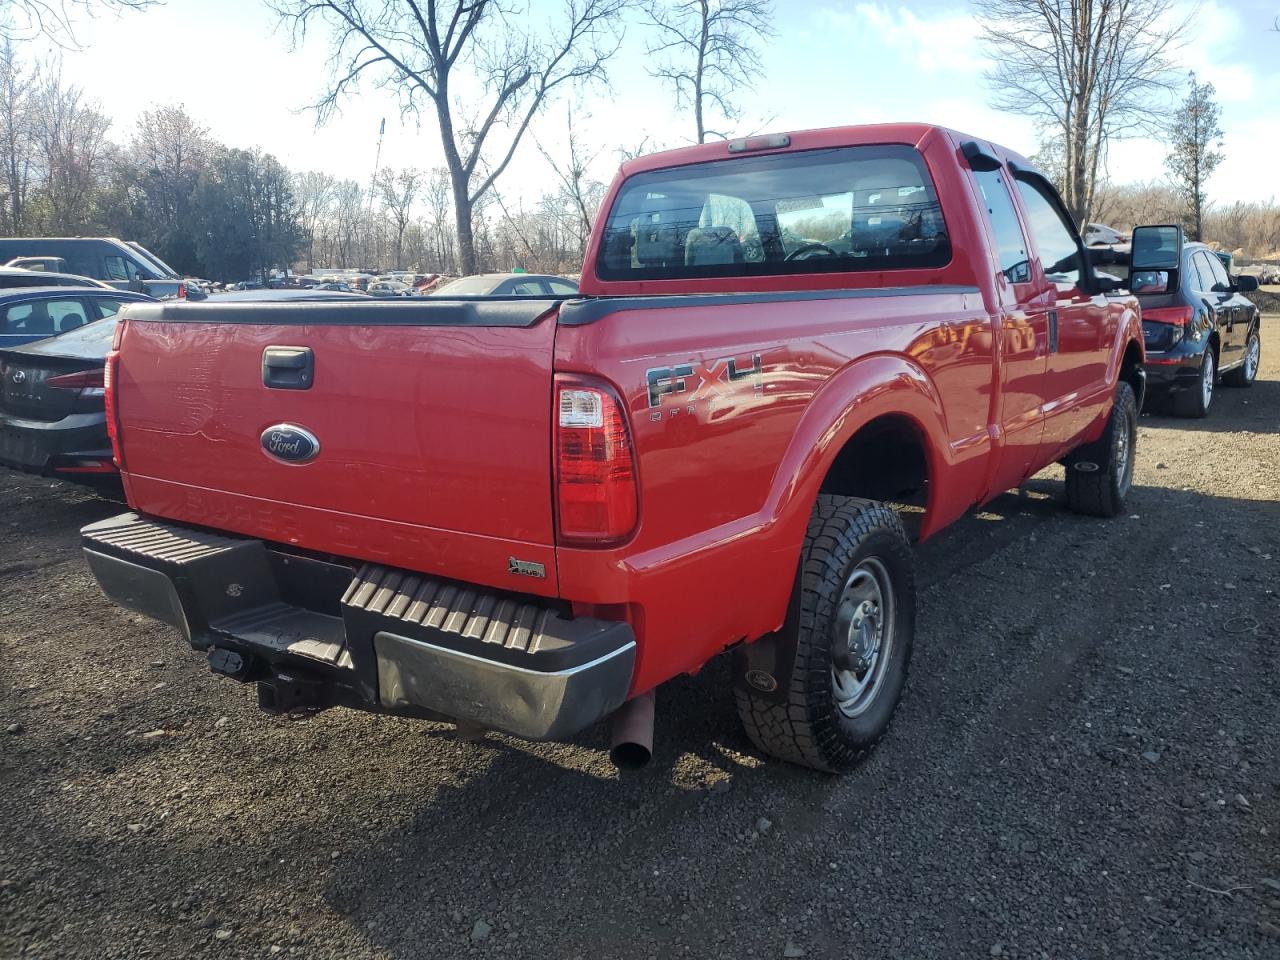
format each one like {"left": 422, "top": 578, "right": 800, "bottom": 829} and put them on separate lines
{"left": 848, "top": 600, "right": 880, "bottom": 668}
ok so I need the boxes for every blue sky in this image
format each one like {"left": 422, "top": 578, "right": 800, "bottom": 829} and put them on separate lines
{"left": 35, "top": 0, "right": 1280, "bottom": 209}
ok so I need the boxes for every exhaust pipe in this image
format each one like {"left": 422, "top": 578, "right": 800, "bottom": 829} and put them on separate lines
{"left": 609, "top": 690, "right": 655, "bottom": 770}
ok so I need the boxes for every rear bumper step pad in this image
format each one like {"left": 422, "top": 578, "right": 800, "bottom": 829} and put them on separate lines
{"left": 81, "top": 512, "right": 635, "bottom": 740}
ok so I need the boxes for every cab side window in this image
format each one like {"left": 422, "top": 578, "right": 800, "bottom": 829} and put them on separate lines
{"left": 47, "top": 299, "right": 89, "bottom": 332}
{"left": 1201, "top": 251, "right": 1231, "bottom": 291}
{"left": 1014, "top": 178, "right": 1081, "bottom": 287}
{"left": 1189, "top": 252, "right": 1214, "bottom": 292}
{"left": 972, "top": 168, "right": 1030, "bottom": 284}
{"left": 103, "top": 256, "right": 140, "bottom": 282}
{"left": 94, "top": 299, "right": 129, "bottom": 318}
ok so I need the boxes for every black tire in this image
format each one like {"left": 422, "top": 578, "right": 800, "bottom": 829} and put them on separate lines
{"left": 735, "top": 495, "right": 915, "bottom": 773}
{"left": 1174, "top": 347, "right": 1215, "bottom": 418}
{"left": 1065, "top": 381, "right": 1137, "bottom": 518}
{"left": 1223, "top": 325, "right": 1260, "bottom": 388}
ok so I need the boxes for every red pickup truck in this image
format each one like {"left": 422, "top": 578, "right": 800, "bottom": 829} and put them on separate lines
{"left": 82, "top": 124, "right": 1146, "bottom": 773}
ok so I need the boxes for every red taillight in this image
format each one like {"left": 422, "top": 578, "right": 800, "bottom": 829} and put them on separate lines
{"left": 104, "top": 347, "right": 124, "bottom": 469}
{"left": 555, "top": 376, "right": 638, "bottom": 544}
{"left": 45, "top": 369, "right": 105, "bottom": 391}
{"left": 177, "top": 282, "right": 187, "bottom": 299}
{"left": 1142, "top": 305, "right": 1194, "bottom": 326}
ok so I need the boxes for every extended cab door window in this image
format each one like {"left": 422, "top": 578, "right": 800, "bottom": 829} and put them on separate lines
{"left": 972, "top": 165, "right": 1044, "bottom": 492}
{"left": 1014, "top": 175, "right": 1110, "bottom": 453}
{"left": 972, "top": 168, "right": 1030, "bottom": 285}
{"left": 1013, "top": 179, "right": 1081, "bottom": 288}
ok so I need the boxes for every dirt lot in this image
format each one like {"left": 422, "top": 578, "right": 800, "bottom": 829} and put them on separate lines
{"left": 2, "top": 320, "right": 1279, "bottom": 960}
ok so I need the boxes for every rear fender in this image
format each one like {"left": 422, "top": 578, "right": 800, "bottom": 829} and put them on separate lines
{"left": 731, "top": 355, "right": 948, "bottom": 697}
{"left": 764, "top": 352, "right": 949, "bottom": 559}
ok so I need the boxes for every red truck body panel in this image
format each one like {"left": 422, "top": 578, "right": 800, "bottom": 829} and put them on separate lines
{"left": 109, "top": 122, "right": 1143, "bottom": 701}
{"left": 115, "top": 318, "right": 562, "bottom": 596}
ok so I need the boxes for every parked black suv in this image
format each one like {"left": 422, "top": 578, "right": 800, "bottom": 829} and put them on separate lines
{"left": 1132, "top": 232, "right": 1261, "bottom": 418}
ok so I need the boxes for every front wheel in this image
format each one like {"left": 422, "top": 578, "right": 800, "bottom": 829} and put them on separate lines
{"left": 735, "top": 496, "right": 915, "bottom": 773}
{"left": 1224, "top": 326, "right": 1260, "bottom": 388}
{"left": 1065, "top": 381, "right": 1137, "bottom": 518}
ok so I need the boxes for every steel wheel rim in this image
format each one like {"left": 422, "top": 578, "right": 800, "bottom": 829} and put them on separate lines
{"left": 1202, "top": 351, "right": 1215, "bottom": 407}
{"left": 1246, "top": 335, "right": 1260, "bottom": 380}
{"left": 1115, "top": 404, "right": 1134, "bottom": 494}
{"left": 831, "top": 557, "right": 895, "bottom": 719}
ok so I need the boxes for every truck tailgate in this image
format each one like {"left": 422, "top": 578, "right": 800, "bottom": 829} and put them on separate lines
{"left": 114, "top": 298, "right": 562, "bottom": 595}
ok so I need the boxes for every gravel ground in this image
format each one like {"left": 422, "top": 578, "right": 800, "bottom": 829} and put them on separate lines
{"left": 3, "top": 319, "right": 1279, "bottom": 960}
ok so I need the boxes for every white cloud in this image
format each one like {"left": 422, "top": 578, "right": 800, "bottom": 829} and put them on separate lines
{"left": 816, "top": 3, "right": 984, "bottom": 74}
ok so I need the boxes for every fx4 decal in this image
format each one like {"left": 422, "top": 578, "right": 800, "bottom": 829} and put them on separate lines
{"left": 645, "top": 354, "right": 765, "bottom": 418}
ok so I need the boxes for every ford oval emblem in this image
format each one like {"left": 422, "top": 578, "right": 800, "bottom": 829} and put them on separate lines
{"left": 260, "top": 424, "right": 320, "bottom": 464}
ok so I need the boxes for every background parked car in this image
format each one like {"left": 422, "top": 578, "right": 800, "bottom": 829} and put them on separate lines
{"left": 0, "top": 238, "right": 204, "bottom": 300}
{"left": 4, "top": 256, "right": 69, "bottom": 272}
{"left": 428, "top": 273, "right": 579, "bottom": 296}
{"left": 1136, "top": 238, "right": 1260, "bottom": 417}
{"left": 1083, "top": 223, "right": 1129, "bottom": 247}
{"left": 367, "top": 279, "right": 413, "bottom": 297}
{"left": 0, "top": 287, "right": 153, "bottom": 349}
{"left": 0, "top": 267, "right": 113, "bottom": 291}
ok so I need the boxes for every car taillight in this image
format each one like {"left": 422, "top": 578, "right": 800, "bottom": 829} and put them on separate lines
{"left": 177, "top": 282, "right": 187, "bottom": 299}
{"left": 1142, "top": 305, "right": 1194, "bottom": 327}
{"left": 46, "top": 369, "right": 105, "bottom": 395}
{"left": 555, "top": 376, "right": 638, "bottom": 545}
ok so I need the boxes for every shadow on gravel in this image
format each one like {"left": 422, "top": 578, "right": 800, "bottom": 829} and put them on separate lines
{"left": 1142, "top": 374, "right": 1280, "bottom": 435}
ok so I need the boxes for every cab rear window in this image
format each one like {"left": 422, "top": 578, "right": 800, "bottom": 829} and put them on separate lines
{"left": 596, "top": 145, "right": 950, "bottom": 281}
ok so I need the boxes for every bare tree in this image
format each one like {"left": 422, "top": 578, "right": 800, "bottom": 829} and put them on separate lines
{"left": 130, "top": 103, "right": 209, "bottom": 242}
{"left": 422, "top": 166, "right": 455, "bottom": 273}
{"left": 0, "top": 39, "right": 34, "bottom": 232}
{"left": 978, "top": 0, "right": 1188, "bottom": 226}
{"left": 1164, "top": 72, "right": 1223, "bottom": 242}
{"left": 332, "top": 179, "right": 365, "bottom": 268}
{"left": 376, "top": 166, "right": 422, "bottom": 269}
{"left": 2, "top": 0, "right": 156, "bottom": 45}
{"left": 536, "top": 109, "right": 604, "bottom": 258}
{"left": 294, "top": 170, "right": 337, "bottom": 271}
{"left": 645, "top": 0, "right": 772, "bottom": 143}
{"left": 33, "top": 67, "right": 112, "bottom": 232}
{"left": 275, "top": 0, "right": 628, "bottom": 275}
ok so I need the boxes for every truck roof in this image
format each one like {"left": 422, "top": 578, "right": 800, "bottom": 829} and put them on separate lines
{"left": 619, "top": 122, "right": 1034, "bottom": 176}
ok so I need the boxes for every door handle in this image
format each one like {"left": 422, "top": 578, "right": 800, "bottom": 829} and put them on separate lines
{"left": 1048, "top": 309, "right": 1059, "bottom": 353}
{"left": 262, "top": 346, "right": 314, "bottom": 390}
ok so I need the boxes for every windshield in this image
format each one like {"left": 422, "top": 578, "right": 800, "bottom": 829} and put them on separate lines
{"left": 430, "top": 276, "right": 499, "bottom": 296}
{"left": 597, "top": 145, "right": 950, "bottom": 281}
{"left": 127, "top": 242, "right": 180, "bottom": 279}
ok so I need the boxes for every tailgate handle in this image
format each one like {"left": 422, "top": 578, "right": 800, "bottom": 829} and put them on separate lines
{"left": 262, "top": 346, "right": 313, "bottom": 390}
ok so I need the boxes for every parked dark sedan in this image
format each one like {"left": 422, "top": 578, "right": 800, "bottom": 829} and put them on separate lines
{"left": 428, "top": 273, "right": 579, "bottom": 296}
{"left": 0, "top": 286, "right": 153, "bottom": 349}
{"left": 1135, "top": 241, "right": 1261, "bottom": 417}
{"left": 0, "top": 289, "right": 362, "bottom": 485}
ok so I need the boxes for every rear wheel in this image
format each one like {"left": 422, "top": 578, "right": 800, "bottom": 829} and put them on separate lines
{"left": 735, "top": 496, "right": 915, "bottom": 773}
{"left": 1065, "top": 381, "right": 1137, "bottom": 518}
{"left": 1175, "top": 347, "right": 1215, "bottom": 418}
{"left": 1224, "top": 326, "right": 1260, "bottom": 388}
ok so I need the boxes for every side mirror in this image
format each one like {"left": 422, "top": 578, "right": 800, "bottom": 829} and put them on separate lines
{"left": 1234, "top": 274, "right": 1260, "bottom": 293}
{"left": 1131, "top": 224, "right": 1183, "bottom": 271}
{"left": 127, "top": 278, "right": 145, "bottom": 293}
